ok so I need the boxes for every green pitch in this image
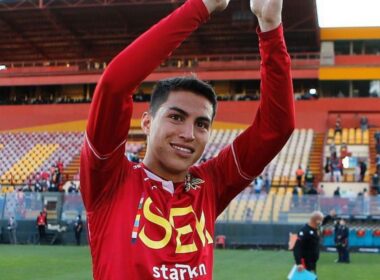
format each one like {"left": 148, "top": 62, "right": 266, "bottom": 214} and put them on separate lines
{"left": 0, "top": 245, "right": 379, "bottom": 279}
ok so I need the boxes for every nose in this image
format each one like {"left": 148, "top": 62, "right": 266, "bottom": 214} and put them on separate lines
{"left": 179, "top": 123, "right": 195, "bottom": 141}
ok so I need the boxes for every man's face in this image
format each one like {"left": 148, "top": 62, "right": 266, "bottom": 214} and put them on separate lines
{"left": 142, "top": 90, "right": 213, "bottom": 181}
{"left": 316, "top": 217, "right": 323, "bottom": 226}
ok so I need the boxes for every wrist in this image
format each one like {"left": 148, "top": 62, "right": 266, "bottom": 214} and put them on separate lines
{"left": 257, "top": 17, "right": 282, "bottom": 32}
{"left": 202, "top": 0, "right": 229, "bottom": 14}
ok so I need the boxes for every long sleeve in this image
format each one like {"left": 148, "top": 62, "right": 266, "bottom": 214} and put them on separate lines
{"left": 201, "top": 24, "right": 295, "bottom": 214}
{"left": 80, "top": 0, "right": 209, "bottom": 211}
{"left": 293, "top": 238, "right": 304, "bottom": 265}
{"left": 232, "top": 24, "right": 295, "bottom": 179}
{"left": 293, "top": 227, "right": 307, "bottom": 265}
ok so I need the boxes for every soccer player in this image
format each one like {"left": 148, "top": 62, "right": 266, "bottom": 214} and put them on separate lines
{"left": 80, "top": 0, "right": 294, "bottom": 279}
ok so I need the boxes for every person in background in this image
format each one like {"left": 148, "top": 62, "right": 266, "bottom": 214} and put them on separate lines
{"left": 74, "top": 214, "right": 84, "bottom": 246}
{"left": 304, "top": 167, "right": 314, "bottom": 190}
{"left": 360, "top": 115, "right": 368, "bottom": 131}
{"left": 334, "top": 186, "right": 341, "bottom": 197}
{"left": 359, "top": 160, "right": 367, "bottom": 182}
{"left": 7, "top": 216, "right": 17, "bottom": 244}
{"left": 336, "top": 219, "right": 350, "bottom": 263}
{"left": 334, "top": 119, "right": 342, "bottom": 136}
{"left": 68, "top": 181, "right": 78, "bottom": 193}
{"left": 372, "top": 172, "right": 380, "bottom": 194}
{"left": 264, "top": 172, "right": 271, "bottom": 193}
{"left": 317, "top": 184, "right": 325, "bottom": 195}
{"left": 295, "top": 165, "right": 304, "bottom": 187}
{"left": 329, "top": 142, "right": 336, "bottom": 157}
{"left": 36, "top": 211, "right": 47, "bottom": 244}
{"left": 292, "top": 186, "right": 299, "bottom": 208}
{"left": 253, "top": 176, "right": 264, "bottom": 197}
{"left": 293, "top": 211, "right": 324, "bottom": 275}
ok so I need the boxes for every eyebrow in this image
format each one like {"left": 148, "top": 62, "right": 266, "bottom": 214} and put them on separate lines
{"left": 168, "top": 106, "right": 211, "bottom": 123}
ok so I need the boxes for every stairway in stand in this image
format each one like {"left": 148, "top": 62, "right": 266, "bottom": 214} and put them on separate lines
{"left": 64, "top": 154, "right": 80, "bottom": 181}
{"left": 308, "top": 132, "right": 325, "bottom": 186}
{"left": 369, "top": 128, "right": 377, "bottom": 192}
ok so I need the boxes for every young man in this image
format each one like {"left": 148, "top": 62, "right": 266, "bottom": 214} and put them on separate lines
{"left": 80, "top": 0, "right": 294, "bottom": 279}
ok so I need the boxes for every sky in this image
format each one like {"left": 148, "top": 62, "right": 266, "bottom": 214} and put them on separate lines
{"left": 316, "top": 0, "right": 380, "bottom": 28}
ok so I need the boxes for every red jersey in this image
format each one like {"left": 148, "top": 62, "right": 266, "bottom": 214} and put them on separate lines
{"left": 80, "top": 0, "right": 295, "bottom": 279}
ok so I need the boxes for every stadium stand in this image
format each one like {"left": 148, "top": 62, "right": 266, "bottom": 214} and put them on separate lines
{"left": 0, "top": 132, "right": 146, "bottom": 190}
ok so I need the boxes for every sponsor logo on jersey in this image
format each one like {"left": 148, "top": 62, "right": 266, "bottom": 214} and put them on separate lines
{"left": 138, "top": 197, "right": 213, "bottom": 253}
{"left": 153, "top": 263, "right": 207, "bottom": 279}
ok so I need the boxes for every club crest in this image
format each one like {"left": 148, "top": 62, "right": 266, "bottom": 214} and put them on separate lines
{"left": 184, "top": 174, "right": 204, "bottom": 192}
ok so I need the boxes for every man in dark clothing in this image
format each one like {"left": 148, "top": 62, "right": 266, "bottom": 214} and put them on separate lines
{"left": 74, "top": 215, "right": 84, "bottom": 246}
{"left": 336, "top": 219, "right": 350, "bottom": 263}
{"left": 304, "top": 168, "right": 314, "bottom": 189}
{"left": 293, "top": 211, "right": 324, "bottom": 274}
{"left": 292, "top": 186, "right": 299, "bottom": 208}
{"left": 359, "top": 161, "right": 367, "bottom": 182}
{"left": 307, "top": 187, "right": 318, "bottom": 195}
{"left": 334, "top": 187, "right": 340, "bottom": 197}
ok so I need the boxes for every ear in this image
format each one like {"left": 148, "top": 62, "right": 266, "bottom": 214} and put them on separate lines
{"left": 141, "top": 111, "right": 152, "bottom": 135}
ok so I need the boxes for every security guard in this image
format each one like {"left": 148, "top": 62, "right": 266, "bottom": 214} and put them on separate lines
{"left": 336, "top": 219, "right": 350, "bottom": 263}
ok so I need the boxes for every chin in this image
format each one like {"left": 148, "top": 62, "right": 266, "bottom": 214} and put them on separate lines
{"left": 165, "top": 158, "right": 194, "bottom": 174}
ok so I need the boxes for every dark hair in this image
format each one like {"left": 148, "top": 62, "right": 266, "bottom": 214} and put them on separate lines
{"left": 149, "top": 76, "right": 217, "bottom": 119}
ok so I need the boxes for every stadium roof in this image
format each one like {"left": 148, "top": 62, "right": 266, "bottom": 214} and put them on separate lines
{"left": 0, "top": 0, "right": 319, "bottom": 63}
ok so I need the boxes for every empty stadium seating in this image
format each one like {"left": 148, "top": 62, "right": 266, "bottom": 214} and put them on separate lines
{"left": 201, "top": 128, "right": 314, "bottom": 188}
{"left": 269, "top": 129, "right": 314, "bottom": 186}
{"left": 0, "top": 132, "right": 83, "bottom": 186}
{"left": 0, "top": 132, "right": 145, "bottom": 188}
{"left": 327, "top": 128, "right": 369, "bottom": 145}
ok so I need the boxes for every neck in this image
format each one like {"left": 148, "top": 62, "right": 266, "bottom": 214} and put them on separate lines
{"left": 142, "top": 159, "right": 187, "bottom": 183}
{"left": 308, "top": 222, "right": 317, "bottom": 229}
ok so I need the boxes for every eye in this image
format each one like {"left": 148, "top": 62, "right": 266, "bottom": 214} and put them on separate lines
{"left": 196, "top": 121, "right": 209, "bottom": 130}
{"left": 169, "top": 114, "right": 184, "bottom": 122}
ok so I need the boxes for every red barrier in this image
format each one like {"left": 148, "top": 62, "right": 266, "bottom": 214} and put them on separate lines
{"left": 1, "top": 98, "right": 380, "bottom": 132}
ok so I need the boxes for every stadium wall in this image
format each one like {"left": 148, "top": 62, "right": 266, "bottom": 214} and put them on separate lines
{"left": 0, "top": 219, "right": 88, "bottom": 245}
{"left": 1, "top": 98, "right": 380, "bottom": 132}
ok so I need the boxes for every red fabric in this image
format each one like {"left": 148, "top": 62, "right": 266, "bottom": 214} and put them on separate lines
{"left": 373, "top": 229, "right": 380, "bottom": 237}
{"left": 57, "top": 161, "right": 64, "bottom": 172}
{"left": 323, "top": 228, "right": 333, "bottom": 236}
{"left": 41, "top": 172, "right": 50, "bottom": 180}
{"left": 80, "top": 0, "right": 294, "bottom": 279}
{"left": 37, "top": 215, "right": 45, "bottom": 226}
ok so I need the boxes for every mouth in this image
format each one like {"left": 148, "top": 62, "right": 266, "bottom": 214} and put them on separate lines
{"left": 170, "top": 143, "right": 195, "bottom": 155}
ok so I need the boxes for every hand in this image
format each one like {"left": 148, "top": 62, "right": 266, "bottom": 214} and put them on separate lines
{"left": 250, "top": 0, "right": 283, "bottom": 32}
{"left": 203, "top": 0, "right": 230, "bottom": 14}
{"left": 297, "top": 265, "right": 304, "bottom": 272}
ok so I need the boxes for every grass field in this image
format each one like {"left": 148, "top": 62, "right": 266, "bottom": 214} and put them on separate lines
{"left": 1, "top": 245, "right": 380, "bottom": 279}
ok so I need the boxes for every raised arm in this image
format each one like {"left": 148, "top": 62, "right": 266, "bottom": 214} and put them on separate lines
{"left": 86, "top": 0, "right": 218, "bottom": 158}
{"left": 81, "top": 0, "right": 230, "bottom": 210}
{"left": 202, "top": 0, "right": 294, "bottom": 213}
{"left": 232, "top": 0, "right": 295, "bottom": 178}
